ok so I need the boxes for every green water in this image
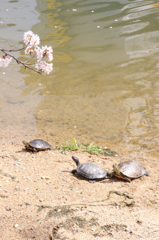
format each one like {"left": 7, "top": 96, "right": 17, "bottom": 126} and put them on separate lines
{"left": 1, "top": 0, "right": 159, "bottom": 155}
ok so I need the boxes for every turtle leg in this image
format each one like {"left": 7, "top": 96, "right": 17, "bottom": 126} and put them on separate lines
{"left": 88, "top": 179, "right": 96, "bottom": 183}
{"left": 107, "top": 172, "right": 115, "bottom": 179}
{"left": 71, "top": 169, "right": 77, "bottom": 175}
{"left": 103, "top": 172, "right": 110, "bottom": 179}
{"left": 123, "top": 176, "right": 131, "bottom": 182}
{"left": 32, "top": 147, "right": 37, "bottom": 152}
{"left": 145, "top": 171, "right": 149, "bottom": 176}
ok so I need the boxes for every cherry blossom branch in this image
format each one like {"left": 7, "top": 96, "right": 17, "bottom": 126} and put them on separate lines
{"left": 24, "top": 54, "right": 36, "bottom": 64}
{"left": 1, "top": 50, "right": 44, "bottom": 75}
{"left": 0, "top": 48, "right": 43, "bottom": 74}
{"left": 0, "top": 45, "right": 27, "bottom": 52}
{"left": 0, "top": 31, "right": 53, "bottom": 75}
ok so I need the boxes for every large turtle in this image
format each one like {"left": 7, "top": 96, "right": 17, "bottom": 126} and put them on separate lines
{"left": 71, "top": 156, "right": 109, "bottom": 182}
{"left": 110, "top": 160, "right": 149, "bottom": 182}
{"left": 22, "top": 139, "right": 54, "bottom": 152}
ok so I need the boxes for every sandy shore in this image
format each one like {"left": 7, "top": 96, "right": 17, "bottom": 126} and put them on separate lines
{"left": 0, "top": 141, "right": 159, "bottom": 239}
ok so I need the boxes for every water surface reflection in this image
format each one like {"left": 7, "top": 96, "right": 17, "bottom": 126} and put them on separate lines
{"left": 33, "top": 0, "right": 159, "bottom": 154}
{"left": 1, "top": 0, "right": 159, "bottom": 156}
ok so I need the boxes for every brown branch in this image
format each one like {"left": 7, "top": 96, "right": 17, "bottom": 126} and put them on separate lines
{"left": 0, "top": 43, "right": 30, "bottom": 52}
{"left": 0, "top": 49, "right": 44, "bottom": 75}
{"left": 24, "top": 54, "right": 36, "bottom": 64}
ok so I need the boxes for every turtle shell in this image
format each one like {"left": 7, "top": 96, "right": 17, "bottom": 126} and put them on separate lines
{"left": 77, "top": 162, "right": 107, "bottom": 180}
{"left": 23, "top": 139, "right": 53, "bottom": 151}
{"left": 116, "top": 161, "right": 149, "bottom": 179}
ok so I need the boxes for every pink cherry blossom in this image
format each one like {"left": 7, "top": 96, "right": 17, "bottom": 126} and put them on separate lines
{"left": 35, "top": 46, "right": 53, "bottom": 61}
{"left": 23, "top": 31, "right": 40, "bottom": 48}
{"left": 35, "top": 61, "right": 53, "bottom": 74}
{"left": 0, "top": 57, "right": 12, "bottom": 68}
{"left": 35, "top": 47, "right": 43, "bottom": 60}
{"left": 25, "top": 46, "right": 34, "bottom": 55}
{"left": 41, "top": 45, "right": 53, "bottom": 62}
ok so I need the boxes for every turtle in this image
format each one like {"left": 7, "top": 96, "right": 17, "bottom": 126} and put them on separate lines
{"left": 71, "top": 156, "right": 109, "bottom": 182}
{"left": 110, "top": 160, "right": 149, "bottom": 182}
{"left": 22, "top": 139, "right": 54, "bottom": 152}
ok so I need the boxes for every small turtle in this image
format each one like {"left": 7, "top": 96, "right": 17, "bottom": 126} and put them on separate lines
{"left": 22, "top": 139, "right": 54, "bottom": 152}
{"left": 71, "top": 156, "right": 109, "bottom": 182}
{"left": 110, "top": 160, "right": 149, "bottom": 182}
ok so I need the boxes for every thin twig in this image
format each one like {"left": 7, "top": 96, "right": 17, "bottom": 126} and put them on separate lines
{"left": 0, "top": 46, "right": 26, "bottom": 52}
{"left": 0, "top": 49, "right": 43, "bottom": 75}
{"left": 24, "top": 54, "right": 36, "bottom": 64}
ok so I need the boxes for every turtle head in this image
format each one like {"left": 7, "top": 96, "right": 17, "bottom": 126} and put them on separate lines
{"left": 72, "top": 156, "right": 80, "bottom": 166}
{"left": 22, "top": 141, "right": 29, "bottom": 147}
{"left": 113, "top": 164, "right": 121, "bottom": 175}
